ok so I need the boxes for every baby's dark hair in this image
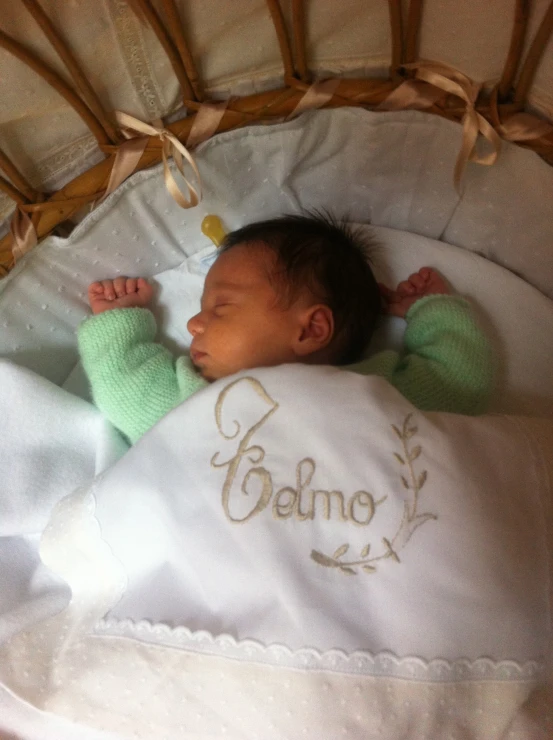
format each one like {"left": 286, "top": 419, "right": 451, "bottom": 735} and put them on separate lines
{"left": 220, "top": 212, "right": 381, "bottom": 365}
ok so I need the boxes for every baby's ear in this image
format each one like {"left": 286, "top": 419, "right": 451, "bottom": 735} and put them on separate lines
{"left": 293, "top": 304, "right": 334, "bottom": 357}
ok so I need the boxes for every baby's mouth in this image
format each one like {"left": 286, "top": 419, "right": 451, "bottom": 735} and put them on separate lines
{"left": 190, "top": 348, "right": 207, "bottom": 366}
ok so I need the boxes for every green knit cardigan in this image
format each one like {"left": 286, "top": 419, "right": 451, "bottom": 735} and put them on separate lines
{"left": 78, "top": 295, "right": 494, "bottom": 443}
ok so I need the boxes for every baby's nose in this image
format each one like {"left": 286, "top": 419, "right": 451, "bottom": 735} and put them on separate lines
{"left": 187, "top": 312, "right": 205, "bottom": 337}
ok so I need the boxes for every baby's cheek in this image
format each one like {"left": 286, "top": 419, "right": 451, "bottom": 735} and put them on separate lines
{"left": 213, "top": 326, "right": 252, "bottom": 370}
{"left": 230, "top": 333, "right": 261, "bottom": 368}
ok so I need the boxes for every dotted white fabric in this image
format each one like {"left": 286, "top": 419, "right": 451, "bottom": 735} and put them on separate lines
{"left": 4, "top": 634, "right": 553, "bottom": 740}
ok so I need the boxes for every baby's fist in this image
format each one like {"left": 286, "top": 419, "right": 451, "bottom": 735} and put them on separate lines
{"left": 380, "top": 267, "right": 450, "bottom": 319}
{"left": 88, "top": 277, "right": 154, "bottom": 315}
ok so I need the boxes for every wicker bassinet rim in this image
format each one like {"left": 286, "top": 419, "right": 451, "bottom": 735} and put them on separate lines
{"left": 0, "top": 0, "right": 552, "bottom": 276}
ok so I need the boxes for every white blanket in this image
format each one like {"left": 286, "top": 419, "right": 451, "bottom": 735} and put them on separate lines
{"left": 0, "top": 360, "right": 127, "bottom": 644}
{"left": 1, "top": 364, "right": 552, "bottom": 738}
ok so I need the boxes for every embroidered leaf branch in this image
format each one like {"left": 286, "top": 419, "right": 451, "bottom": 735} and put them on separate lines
{"left": 311, "top": 543, "right": 377, "bottom": 573}
{"left": 311, "top": 413, "right": 437, "bottom": 576}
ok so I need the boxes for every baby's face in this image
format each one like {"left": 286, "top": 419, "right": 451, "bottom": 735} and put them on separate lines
{"left": 187, "top": 243, "right": 300, "bottom": 381}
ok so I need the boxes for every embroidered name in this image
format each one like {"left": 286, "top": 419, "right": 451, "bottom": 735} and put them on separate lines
{"left": 210, "top": 377, "right": 437, "bottom": 576}
{"left": 211, "top": 377, "right": 385, "bottom": 525}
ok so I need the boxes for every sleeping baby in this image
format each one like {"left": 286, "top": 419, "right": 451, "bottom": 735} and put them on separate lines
{"left": 78, "top": 213, "right": 494, "bottom": 443}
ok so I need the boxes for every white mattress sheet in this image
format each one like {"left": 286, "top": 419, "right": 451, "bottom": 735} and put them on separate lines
{"left": 2, "top": 226, "right": 552, "bottom": 419}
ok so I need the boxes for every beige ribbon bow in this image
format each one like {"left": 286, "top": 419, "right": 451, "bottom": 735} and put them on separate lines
{"left": 104, "top": 111, "right": 203, "bottom": 208}
{"left": 379, "top": 61, "right": 502, "bottom": 191}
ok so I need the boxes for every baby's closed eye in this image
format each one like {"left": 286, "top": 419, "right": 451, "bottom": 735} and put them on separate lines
{"left": 213, "top": 303, "right": 232, "bottom": 316}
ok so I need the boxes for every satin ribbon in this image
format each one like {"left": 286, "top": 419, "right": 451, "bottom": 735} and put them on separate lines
{"left": 10, "top": 206, "right": 37, "bottom": 263}
{"left": 105, "top": 85, "right": 342, "bottom": 206}
{"left": 498, "top": 112, "right": 553, "bottom": 142}
{"left": 103, "top": 111, "right": 203, "bottom": 208}
{"left": 286, "top": 79, "right": 342, "bottom": 120}
{"left": 185, "top": 100, "right": 228, "bottom": 149}
{"left": 379, "top": 61, "right": 502, "bottom": 191}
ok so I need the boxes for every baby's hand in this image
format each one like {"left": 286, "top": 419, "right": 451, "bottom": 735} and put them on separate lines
{"left": 88, "top": 277, "right": 154, "bottom": 315}
{"left": 379, "top": 267, "right": 450, "bottom": 319}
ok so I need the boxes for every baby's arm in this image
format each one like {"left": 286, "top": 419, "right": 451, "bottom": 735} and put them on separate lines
{"left": 352, "top": 269, "right": 494, "bottom": 414}
{"left": 79, "top": 278, "right": 206, "bottom": 443}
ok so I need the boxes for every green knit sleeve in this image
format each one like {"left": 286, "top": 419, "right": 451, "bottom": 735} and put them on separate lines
{"left": 78, "top": 308, "right": 206, "bottom": 443}
{"left": 349, "top": 295, "right": 495, "bottom": 415}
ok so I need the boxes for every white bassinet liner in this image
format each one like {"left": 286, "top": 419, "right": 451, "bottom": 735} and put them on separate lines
{"left": 1, "top": 109, "right": 552, "bottom": 417}
{"left": 1, "top": 107, "right": 553, "bottom": 740}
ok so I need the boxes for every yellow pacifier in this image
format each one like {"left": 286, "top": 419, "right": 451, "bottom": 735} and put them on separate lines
{"left": 201, "top": 215, "right": 226, "bottom": 248}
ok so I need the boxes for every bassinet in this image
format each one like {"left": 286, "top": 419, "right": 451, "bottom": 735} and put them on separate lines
{"left": 1, "top": 2, "right": 553, "bottom": 739}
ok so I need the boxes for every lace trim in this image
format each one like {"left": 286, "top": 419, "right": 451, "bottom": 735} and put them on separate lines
{"left": 109, "top": 0, "right": 167, "bottom": 119}
{"left": 95, "top": 618, "right": 545, "bottom": 683}
{"left": 36, "top": 135, "right": 103, "bottom": 191}
{"left": 0, "top": 135, "right": 102, "bottom": 231}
